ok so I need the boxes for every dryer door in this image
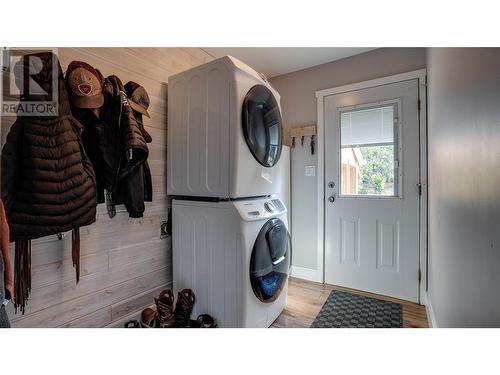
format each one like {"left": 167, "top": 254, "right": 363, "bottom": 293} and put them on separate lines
{"left": 242, "top": 85, "right": 283, "bottom": 167}
{"left": 250, "top": 218, "right": 291, "bottom": 303}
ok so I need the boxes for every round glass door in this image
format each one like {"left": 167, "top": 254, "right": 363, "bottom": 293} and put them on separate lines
{"left": 250, "top": 218, "right": 291, "bottom": 303}
{"left": 242, "top": 85, "right": 283, "bottom": 167}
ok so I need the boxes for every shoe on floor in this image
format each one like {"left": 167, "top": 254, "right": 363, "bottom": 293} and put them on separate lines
{"left": 174, "top": 289, "right": 196, "bottom": 327}
{"left": 124, "top": 320, "right": 141, "bottom": 328}
{"left": 185, "top": 319, "right": 202, "bottom": 328}
{"left": 155, "top": 289, "right": 176, "bottom": 327}
{"left": 124, "top": 319, "right": 152, "bottom": 328}
{"left": 197, "top": 314, "right": 217, "bottom": 328}
{"left": 141, "top": 307, "right": 158, "bottom": 328}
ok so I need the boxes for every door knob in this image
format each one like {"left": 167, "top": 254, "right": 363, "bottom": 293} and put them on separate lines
{"left": 328, "top": 196, "right": 335, "bottom": 203}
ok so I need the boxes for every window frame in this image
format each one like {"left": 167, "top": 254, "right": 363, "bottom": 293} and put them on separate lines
{"left": 337, "top": 98, "right": 403, "bottom": 199}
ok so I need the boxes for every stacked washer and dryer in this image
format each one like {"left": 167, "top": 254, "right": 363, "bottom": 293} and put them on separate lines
{"left": 167, "top": 56, "right": 291, "bottom": 327}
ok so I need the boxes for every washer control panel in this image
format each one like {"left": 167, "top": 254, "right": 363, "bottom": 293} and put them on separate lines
{"left": 234, "top": 197, "right": 287, "bottom": 221}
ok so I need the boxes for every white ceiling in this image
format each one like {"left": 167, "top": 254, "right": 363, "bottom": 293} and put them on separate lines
{"left": 202, "top": 48, "right": 376, "bottom": 78}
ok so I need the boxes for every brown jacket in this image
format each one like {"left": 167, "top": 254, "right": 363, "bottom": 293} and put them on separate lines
{"left": 1, "top": 52, "right": 97, "bottom": 240}
{"left": 0, "top": 52, "right": 97, "bottom": 312}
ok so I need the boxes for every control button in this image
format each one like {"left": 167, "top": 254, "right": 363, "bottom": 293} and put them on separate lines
{"left": 264, "top": 202, "right": 274, "bottom": 213}
{"left": 272, "top": 199, "right": 285, "bottom": 211}
{"left": 248, "top": 211, "right": 260, "bottom": 216}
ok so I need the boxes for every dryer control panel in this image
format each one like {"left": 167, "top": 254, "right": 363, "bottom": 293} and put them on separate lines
{"left": 233, "top": 198, "right": 287, "bottom": 221}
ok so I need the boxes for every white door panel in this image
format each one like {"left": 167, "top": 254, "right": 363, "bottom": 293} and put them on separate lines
{"left": 324, "top": 79, "right": 420, "bottom": 302}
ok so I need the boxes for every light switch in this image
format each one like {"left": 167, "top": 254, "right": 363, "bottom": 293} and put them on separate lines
{"left": 305, "top": 165, "right": 316, "bottom": 177}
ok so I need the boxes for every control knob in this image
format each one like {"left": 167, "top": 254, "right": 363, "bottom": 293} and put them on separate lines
{"left": 264, "top": 202, "right": 274, "bottom": 213}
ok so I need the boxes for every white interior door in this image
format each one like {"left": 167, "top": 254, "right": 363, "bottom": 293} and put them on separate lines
{"left": 324, "top": 79, "right": 420, "bottom": 302}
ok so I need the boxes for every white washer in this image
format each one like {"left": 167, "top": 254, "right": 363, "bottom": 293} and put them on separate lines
{"left": 167, "top": 55, "right": 284, "bottom": 199}
{"left": 172, "top": 197, "right": 291, "bottom": 328}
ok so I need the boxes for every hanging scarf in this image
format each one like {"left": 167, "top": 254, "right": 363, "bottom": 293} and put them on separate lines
{"left": 0, "top": 199, "right": 13, "bottom": 301}
{"left": 13, "top": 229, "right": 80, "bottom": 313}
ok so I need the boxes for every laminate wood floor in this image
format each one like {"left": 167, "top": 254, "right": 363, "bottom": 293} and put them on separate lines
{"left": 272, "top": 277, "right": 429, "bottom": 328}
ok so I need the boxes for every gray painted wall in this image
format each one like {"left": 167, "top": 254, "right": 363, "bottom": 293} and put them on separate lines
{"left": 270, "top": 48, "right": 426, "bottom": 276}
{"left": 427, "top": 48, "right": 500, "bottom": 327}
{"left": 290, "top": 141, "right": 318, "bottom": 270}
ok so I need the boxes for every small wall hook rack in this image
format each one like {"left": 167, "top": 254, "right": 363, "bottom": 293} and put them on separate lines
{"left": 290, "top": 125, "right": 317, "bottom": 154}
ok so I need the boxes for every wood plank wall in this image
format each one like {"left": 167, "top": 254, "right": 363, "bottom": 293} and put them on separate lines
{"left": 0, "top": 48, "right": 214, "bottom": 327}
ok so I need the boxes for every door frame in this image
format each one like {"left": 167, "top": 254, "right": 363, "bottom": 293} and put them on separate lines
{"left": 315, "top": 69, "right": 428, "bottom": 304}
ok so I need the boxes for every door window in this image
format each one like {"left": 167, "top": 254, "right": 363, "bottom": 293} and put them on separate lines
{"left": 339, "top": 102, "right": 400, "bottom": 197}
{"left": 242, "top": 85, "right": 283, "bottom": 167}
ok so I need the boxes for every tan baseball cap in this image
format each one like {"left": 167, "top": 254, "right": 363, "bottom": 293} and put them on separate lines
{"left": 124, "top": 81, "right": 151, "bottom": 118}
{"left": 66, "top": 61, "right": 104, "bottom": 109}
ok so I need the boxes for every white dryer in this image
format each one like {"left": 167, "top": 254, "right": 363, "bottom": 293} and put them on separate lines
{"left": 167, "top": 55, "right": 284, "bottom": 199}
{"left": 172, "top": 197, "right": 291, "bottom": 327}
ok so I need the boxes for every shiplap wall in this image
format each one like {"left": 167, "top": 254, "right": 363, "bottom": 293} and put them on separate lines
{"left": 0, "top": 48, "right": 214, "bottom": 327}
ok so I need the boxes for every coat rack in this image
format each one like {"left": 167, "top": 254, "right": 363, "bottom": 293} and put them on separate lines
{"left": 290, "top": 125, "right": 317, "bottom": 155}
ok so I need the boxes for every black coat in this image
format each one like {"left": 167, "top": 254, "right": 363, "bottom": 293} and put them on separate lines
{"left": 113, "top": 111, "right": 153, "bottom": 217}
{"left": 72, "top": 75, "right": 151, "bottom": 218}
{"left": 72, "top": 108, "right": 111, "bottom": 204}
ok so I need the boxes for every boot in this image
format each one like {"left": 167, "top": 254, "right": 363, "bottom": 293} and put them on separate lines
{"left": 185, "top": 319, "right": 202, "bottom": 328}
{"left": 141, "top": 307, "right": 159, "bottom": 328}
{"left": 155, "top": 289, "right": 176, "bottom": 327}
{"left": 174, "top": 289, "right": 196, "bottom": 327}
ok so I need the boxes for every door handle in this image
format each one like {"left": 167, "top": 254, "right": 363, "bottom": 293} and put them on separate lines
{"left": 328, "top": 195, "right": 335, "bottom": 203}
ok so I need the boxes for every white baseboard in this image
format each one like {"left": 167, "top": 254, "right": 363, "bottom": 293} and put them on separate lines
{"left": 291, "top": 265, "right": 322, "bottom": 282}
{"left": 424, "top": 291, "right": 438, "bottom": 328}
{"left": 419, "top": 289, "right": 427, "bottom": 305}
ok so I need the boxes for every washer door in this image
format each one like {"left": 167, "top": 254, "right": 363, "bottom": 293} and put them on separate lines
{"left": 250, "top": 218, "right": 291, "bottom": 303}
{"left": 242, "top": 85, "right": 283, "bottom": 167}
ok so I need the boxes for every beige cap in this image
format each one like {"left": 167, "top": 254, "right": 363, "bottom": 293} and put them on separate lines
{"left": 124, "top": 81, "right": 150, "bottom": 117}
